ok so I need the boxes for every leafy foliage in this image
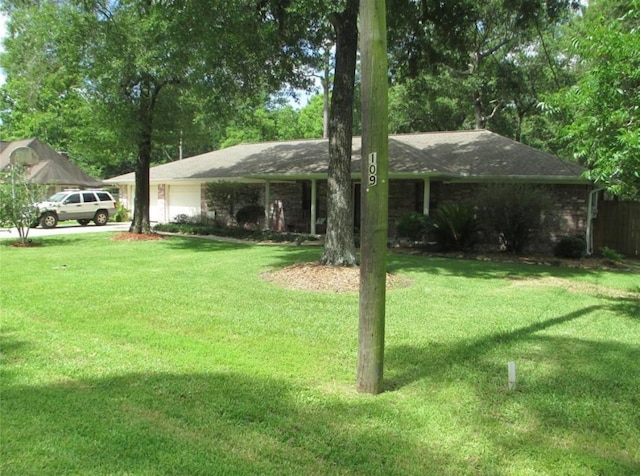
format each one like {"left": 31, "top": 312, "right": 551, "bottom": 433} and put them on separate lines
{"left": 388, "top": 73, "right": 469, "bottom": 133}
{"left": 153, "top": 221, "right": 317, "bottom": 243}
{"left": 112, "top": 203, "right": 130, "bottom": 223}
{"left": 205, "top": 182, "right": 261, "bottom": 225}
{"left": 476, "top": 184, "right": 558, "bottom": 254}
{"left": 429, "top": 202, "right": 478, "bottom": 251}
{"left": 0, "top": 166, "right": 44, "bottom": 244}
{"left": 554, "top": 0, "right": 640, "bottom": 198}
{"left": 236, "top": 205, "right": 265, "bottom": 228}
{"left": 600, "top": 246, "right": 624, "bottom": 262}
{"left": 395, "top": 211, "right": 429, "bottom": 242}
{"left": 554, "top": 235, "right": 586, "bottom": 259}
{"left": 387, "top": 0, "right": 580, "bottom": 133}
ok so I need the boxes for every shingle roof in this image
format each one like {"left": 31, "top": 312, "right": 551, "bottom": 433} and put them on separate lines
{"left": 0, "top": 138, "right": 105, "bottom": 188}
{"left": 105, "top": 130, "right": 588, "bottom": 184}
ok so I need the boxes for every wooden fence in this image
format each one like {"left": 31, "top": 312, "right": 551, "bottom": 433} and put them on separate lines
{"left": 593, "top": 201, "right": 640, "bottom": 258}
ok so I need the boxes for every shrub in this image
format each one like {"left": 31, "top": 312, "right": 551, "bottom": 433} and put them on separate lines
{"left": 205, "top": 182, "right": 260, "bottom": 224}
{"left": 600, "top": 246, "right": 623, "bottom": 262}
{"left": 172, "top": 214, "right": 201, "bottom": 225}
{"left": 153, "top": 222, "right": 318, "bottom": 243}
{"left": 236, "top": 205, "right": 264, "bottom": 227}
{"left": 113, "top": 203, "right": 130, "bottom": 222}
{"left": 476, "top": 184, "right": 558, "bottom": 254}
{"left": 396, "top": 212, "right": 429, "bottom": 242}
{"left": 429, "top": 202, "right": 478, "bottom": 251}
{"left": 554, "top": 236, "right": 586, "bottom": 259}
{"left": 0, "top": 166, "right": 44, "bottom": 245}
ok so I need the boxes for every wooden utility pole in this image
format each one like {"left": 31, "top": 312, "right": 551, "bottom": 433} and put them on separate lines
{"left": 357, "top": 0, "right": 388, "bottom": 394}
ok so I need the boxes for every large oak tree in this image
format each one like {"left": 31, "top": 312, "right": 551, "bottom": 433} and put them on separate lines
{"left": 387, "top": 0, "right": 580, "bottom": 133}
{"left": 320, "top": 0, "right": 359, "bottom": 266}
{"left": 1, "top": 0, "right": 303, "bottom": 232}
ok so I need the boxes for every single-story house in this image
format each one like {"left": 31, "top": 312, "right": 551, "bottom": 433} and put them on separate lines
{"left": 0, "top": 138, "right": 104, "bottom": 194}
{"left": 106, "top": 130, "right": 596, "bottom": 246}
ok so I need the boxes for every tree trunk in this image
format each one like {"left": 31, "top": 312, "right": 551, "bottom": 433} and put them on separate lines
{"left": 473, "top": 89, "right": 486, "bottom": 130}
{"left": 129, "top": 136, "right": 152, "bottom": 234}
{"left": 320, "top": 0, "right": 359, "bottom": 266}
{"left": 129, "top": 80, "right": 157, "bottom": 234}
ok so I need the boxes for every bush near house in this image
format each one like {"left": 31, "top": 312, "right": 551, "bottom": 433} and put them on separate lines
{"left": 154, "top": 221, "right": 318, "bottom": 243}
{"left": 205, "top": 182, "right": 261, "bottom": 226}
{"left": 236, "top": 205, "right": 265, "bottom": 228}
{"left": 476, "top": 184, "right": 558, "bottom": 254}
{"left": 396, "top": 211, "right": 429, "bottom": 243}
{"left": 554, "top": 235, "right": 586, "bottom": 259}
{"left": 429, "top": 202, "right": 479, "bottom": 252}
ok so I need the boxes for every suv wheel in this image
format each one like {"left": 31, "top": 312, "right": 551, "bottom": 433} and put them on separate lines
{"left": 78, "top": 219, "right": 90, "bottom": 226}
{"left": 40, "top": 212, "right": 58, "bottom": 229}
{"left": 94, "top": 210, "right": 109, "bottom": 226}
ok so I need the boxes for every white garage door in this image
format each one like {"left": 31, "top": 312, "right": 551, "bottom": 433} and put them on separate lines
{"left": 168, "top": 185, "right": 201, "bottom": 222}
{"left": 149, "top": 185, "right": 161, "bottom": 223}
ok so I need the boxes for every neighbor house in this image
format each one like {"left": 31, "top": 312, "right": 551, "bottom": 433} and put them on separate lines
{"left": 106, "top": 130, "right": 595, "bottom": 244}
{"left": 0, "top": 138, "right": 104, "bottom": 194}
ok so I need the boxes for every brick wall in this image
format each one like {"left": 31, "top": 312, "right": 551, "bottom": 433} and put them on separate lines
{"left": 202, "top": 179, "right": 590, "bottom": 245}
{"left": 202, "top": 181, "right": 328, "bottom": 232}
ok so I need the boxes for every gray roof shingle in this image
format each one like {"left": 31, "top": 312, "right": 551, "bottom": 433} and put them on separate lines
{"left": 106, "top": 130, "right": 588, "bottom": 184}
{"left": 1, "top": 138, "right": 104, "bottom": 188}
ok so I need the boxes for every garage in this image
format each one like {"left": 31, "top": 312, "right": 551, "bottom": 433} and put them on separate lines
{"left": 166, "top": 184, "right": 202, "bottom": 222}
{"left": 149, "top": 185, "right": 161, "bottom": 223}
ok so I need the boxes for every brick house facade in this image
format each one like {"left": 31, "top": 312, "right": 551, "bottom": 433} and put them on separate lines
{"left": 201, "top": 179, "right": 591, "bottom": 244}
{"left": 107, "top": 130, "right": 594, "bottom": 249}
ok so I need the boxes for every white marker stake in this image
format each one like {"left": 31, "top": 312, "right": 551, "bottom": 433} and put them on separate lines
{"left": 508, "top": 361, "right": 517, "bottom": 391}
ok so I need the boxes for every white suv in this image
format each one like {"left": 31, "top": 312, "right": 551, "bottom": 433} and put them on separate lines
{"left": 36, "top": 190, "right": 117, "bottom": 228}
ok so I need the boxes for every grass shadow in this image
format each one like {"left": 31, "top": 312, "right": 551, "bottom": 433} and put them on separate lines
{"left": 1, "top": 234, "right": 119, "bottom": 248}
{"left": 386, "top": 252, "right": 610, "bottom": 280}
{"left": 385, "top": 305, "right": 640, "bottom": 474}
{"left": 0, "top": 327, "right": 30, "bottom": 385}
{"left": 385, "top": 305, "right": 603, "bottom": 390}
{"left": 158, "top": 234, "right": 324, "bottom": 266}
{"left": 2, "top": 372, "right": 448, "bottom": 475}
{"left": 157, "top": 233, "right": 255, "bottom": 252}
{"left": 604, "top": 295, "right": 640, "bottom": 320}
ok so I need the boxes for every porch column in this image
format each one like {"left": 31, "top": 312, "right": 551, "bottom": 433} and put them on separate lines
{"left": 163, "top": 184, "right": 169, "bottom": 223}
{"left": 310, "top": 179, "right": 317, "bottom": 234}
{"left": 423, "top": 179, "right": 431, "bottom": 216}
{"left": 264, "top": 180, "right": 271, "bottom": 230}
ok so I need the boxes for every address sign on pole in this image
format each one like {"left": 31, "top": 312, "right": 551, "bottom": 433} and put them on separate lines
{"left": 368, "top": 152, "right": 378, "bottom": 187}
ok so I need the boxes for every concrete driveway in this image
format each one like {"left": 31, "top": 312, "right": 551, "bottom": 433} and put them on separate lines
{"left": 1, "top": 222, "right": 131, "bottom": 238}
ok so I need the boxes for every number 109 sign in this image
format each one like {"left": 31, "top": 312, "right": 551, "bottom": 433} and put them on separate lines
{"left": 368, "top": 152, "right": 378, "bottom": 187}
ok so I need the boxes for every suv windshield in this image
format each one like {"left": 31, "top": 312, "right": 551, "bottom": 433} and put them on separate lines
{"left": 46, "top": 192, "right": 68, "bottom": 202}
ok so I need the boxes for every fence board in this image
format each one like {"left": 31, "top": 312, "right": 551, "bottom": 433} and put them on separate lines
{"left": 593, "top": 201, "right": 640, "bottom": 257}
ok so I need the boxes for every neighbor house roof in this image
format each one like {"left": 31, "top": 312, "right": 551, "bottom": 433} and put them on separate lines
{"left": 0, "top": 138, "right": 104, "bottom": 188}
{"left": 105, "top": 130, "right": 588, "bottom": 184}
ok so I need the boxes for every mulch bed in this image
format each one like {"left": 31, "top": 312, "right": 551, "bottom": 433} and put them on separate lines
{"left": 262, "top": 262, "right": 411, "bottom": 293}
{"left": 111, "top": 232, "right": 165, "bottom": 241}
{"left": 8, "top": 240, "right": 42, "bottom": 247}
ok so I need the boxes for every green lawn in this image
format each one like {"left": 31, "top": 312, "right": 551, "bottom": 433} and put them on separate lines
{"left": 1, "top": 233, "right": 639, "bottom": 475}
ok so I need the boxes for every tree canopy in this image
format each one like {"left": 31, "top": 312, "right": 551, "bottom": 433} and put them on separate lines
{"left": 2, "top": 0, "right": 639, "bottom": 200}
{"left": 553, "top": 0, "right": 640, "bottom": 198}
{"left": 2, "top": 0, "right": 311, "bottom": 232}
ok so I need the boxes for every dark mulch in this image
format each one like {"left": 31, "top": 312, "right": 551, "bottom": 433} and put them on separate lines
{"left": 111, "top": 232, "right": 164, "bottom": 241}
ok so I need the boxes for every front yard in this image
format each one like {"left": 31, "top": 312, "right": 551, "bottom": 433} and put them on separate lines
{"left": 1, "top": 233, "right": 638, "bottom": 475}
